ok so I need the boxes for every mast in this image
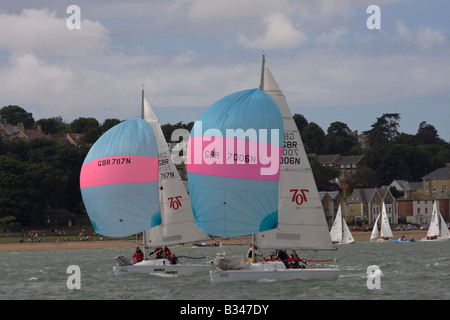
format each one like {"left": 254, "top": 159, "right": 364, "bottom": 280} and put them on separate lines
{"left": 141, "top": 86, "right": 147, "bottom": 259}
{"left": 259, "top": 54, "right": 265, "bottom": 90}
{"left": 141, "top": 85, "right": 145, "bottom": 119}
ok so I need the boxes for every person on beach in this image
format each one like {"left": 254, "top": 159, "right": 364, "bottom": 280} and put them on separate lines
{"left": 132, "top": 247, "right": 144, "bottom": 264}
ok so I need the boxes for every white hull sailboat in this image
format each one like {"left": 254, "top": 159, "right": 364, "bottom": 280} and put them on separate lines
{"left": 330, "top": 204, "right": 355, "bottom": 245}
{"left": 421, "top": 201, "right": 449, "bottom": 242}
{"left": 210, "top": 260, "right": 339, "bottom": 282}
{"left": 188, "top": 56, "right": 339, "bottom": 283}
{"left": 113, "top": 256, "right": 211, "bottom": 276}
{"left": 80, "top": 91, "right": 211, "bottom": 277}
{"left": 112, "top": 90, "right": 212, "bottom": 277}
{"left": 370, "top": 202, "right": 393, "bottom": 242}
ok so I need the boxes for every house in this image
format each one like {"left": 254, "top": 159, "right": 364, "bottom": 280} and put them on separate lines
{"left": 0, "top": 123, "right": 85, "bottom": 146}
{"left": 65, "top": 133, "right": 85, "bottom": 146}
{"left": 314, "top": 154, "right": 364, "bottom": 180}
{"left": 1, "top": 123, "right": 24, "bottom": 141}
{"left": 47, "top": 208, "right": 76, "bottom": 227}
{"left": 396, "top": 192, "right": 434, "bottom": 224}
{"left": 422, "top": 163, "right": 450, "bottom": 194}
{"left": 345, "top": 187, "right": 397, "bottom": 225}
{"left": 1, "top": 123, "right": 52, "bottom": 141}
{"left": 395, "top": 164, "right": 450, "bottom": 224}
{"left": 389, "top": 180, "right": 413, "bottom": 193}
{"left": 319, "top": 191, "right": 345, "bottom": 227}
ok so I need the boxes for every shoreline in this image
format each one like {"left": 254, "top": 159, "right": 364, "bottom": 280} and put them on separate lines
{"left": 0, "top": 231, "right": 428, "bottom": 252}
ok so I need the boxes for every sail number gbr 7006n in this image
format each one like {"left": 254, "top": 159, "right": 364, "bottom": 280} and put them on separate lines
{"left": 282, "top": 132, "right": 300, "bottom": 165}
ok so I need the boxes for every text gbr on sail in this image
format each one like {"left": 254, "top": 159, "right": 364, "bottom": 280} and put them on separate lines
{"left": 98, "top": 157, "right": 131, "bottom": 166}
{"left": 282, "top": 132, "right": 300, "bottom": 165}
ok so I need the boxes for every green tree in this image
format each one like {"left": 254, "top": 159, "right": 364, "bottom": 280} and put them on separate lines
{"left": 70, "top": 117, "right": 100, "bottom": 133}
{"left": 70, "top": 117, "right": 100, "bottom": 143}
{"left": 293, "top": 114, "right": 308, "bottom": 133}
{"left": 0, "top": 105, "right": 34, "bottom": 128}
{"left": 325, "top": 121, "right": 359, "bottom": 155}
{"left": 365, "top": 113, "right": 401, "bottom": 149}
{"left": 416, "top": 121, "right": 440, "bottom": 145}
{"left": 302, "top": 122, "right": 326, "bottom": 154}
{"left": 36, "top": 116, "right": 68, "bottom": 134}
{"left": 100, "top": 118, "right": 122, "bottom": 133}
{"left": 309, "top": 155, "right": 340, "bottom": 191}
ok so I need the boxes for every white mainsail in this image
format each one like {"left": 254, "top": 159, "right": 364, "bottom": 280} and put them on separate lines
{"left": 426, "top": 201, "right": 439, "bottom": 238}
{"left": 141, "top": 91, "right": 210, "bottom": 248}
{"left": 370, "top": 213, "right": 380, "bottom": 240}
{"left": 330, "top": 206, "right": 343, "bottom": 243}
{"left": 342, "top": 219, "right": 355, "bottom": 244}
{"left": 255, "top": 56, "right": 334, "bottom": 250}
{"left": 371, "top": 202, "right": 393, "bottom": 240}
{"left": 380, "top": 203, "right": 393, "bottom": 239}
{"left": 439, "top": 212, "right": 450, "bottom": 239}
{"left": 330, "top": 205, "right": 355, "bottom": 244}
{"left": 426, "top": 201, "right": 450, "bottom": 240}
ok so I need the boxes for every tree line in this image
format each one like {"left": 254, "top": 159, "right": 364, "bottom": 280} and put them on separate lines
{"left": 1, "top": 105, "right": 449, "bottom": 229}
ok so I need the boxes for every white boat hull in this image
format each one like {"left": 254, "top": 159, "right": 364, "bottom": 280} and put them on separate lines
{"left": 421, "top": 237, "right": 448, "bottom": 242}
{"left": 210, "top": 261, "right": 340, "bottom": 282}
{"left": 113, "top": 259, "right": 211, "bottom": 276}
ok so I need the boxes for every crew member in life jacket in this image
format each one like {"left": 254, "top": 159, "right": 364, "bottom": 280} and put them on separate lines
{"left": 275, "top": 249, "right": 290, "bottom": 268}
{"left": 247, "top": 245, "right": 263, "bottom": 262}
{"left": 289, "top": 250, "right": 308, "bottom": 269}
{"left": 132, "top": 247, "right": 144, "bottom": 264}
{"left": 163, "top": 246, "right": 172, "bottom": 258}
{"left": 169, "top": 253, "right": 178, "bottom": 265}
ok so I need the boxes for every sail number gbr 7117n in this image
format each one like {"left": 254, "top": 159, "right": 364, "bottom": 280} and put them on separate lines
{"left": 98, "top": 157, "right": 131, "bottom": 166}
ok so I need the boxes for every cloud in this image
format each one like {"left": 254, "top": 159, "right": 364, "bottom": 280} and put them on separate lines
{"left": 395, "top": 20, "right": 446, "bottom": 49}
{"left": 238, "top": 13, "right": 306, "bottom": 49}
{"left": 316, "top": 27, "right": 348, "bottom": 46}
{"left": 0, "top": 2, "right": 448, "bottom": 142}
{"left": 0, "top": 8, "right": 109, "bottom": 57}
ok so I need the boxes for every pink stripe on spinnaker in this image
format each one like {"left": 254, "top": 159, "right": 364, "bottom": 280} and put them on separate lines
{"left": 187, "top": 136, "right": 282, "bottom": 180}
{"left": 80, "top": 155, "right": 158, "bottom": 188}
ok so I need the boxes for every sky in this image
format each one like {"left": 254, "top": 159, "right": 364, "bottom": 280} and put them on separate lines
{"left": 0, "top": 0, "right": 449, "bottom": 141}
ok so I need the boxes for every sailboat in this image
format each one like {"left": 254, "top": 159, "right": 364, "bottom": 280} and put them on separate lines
{"left": 80, "top": 92, "right": 212, "bottom": 277}
{"left": 187, "top": 56, "right": 340, "bottom": 282}
{"left": 370, "top": 202, "right": 393, "bottom": 242}
{"left": 330, "top": 205, "right": 355, "bottom": 244}
{"left": 421, "top": 201, "right": 450, "bottom": 241}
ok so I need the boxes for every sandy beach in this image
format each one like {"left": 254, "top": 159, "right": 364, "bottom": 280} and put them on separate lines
{"left": 0, "top": 230, "right": 427, "bottom": 252}
{"left": 0, "top": 236, "right": 251, "bottom": 252}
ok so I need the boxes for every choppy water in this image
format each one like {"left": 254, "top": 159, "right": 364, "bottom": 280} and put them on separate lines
{"left": 1, "top": 240, "right": 449, "bottom": 300}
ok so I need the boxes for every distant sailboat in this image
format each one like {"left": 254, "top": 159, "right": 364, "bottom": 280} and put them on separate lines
{"left": 330, "top": 205, "right": 355, "bottom": 244}
{"left": 370, "top": 202, "right": 393, "bottom": 242}
{"left": 187, "top": 56, "right": 339, "bottom": 282}
{"left": 421, "top": 201, "right": 450, "bottom": 241}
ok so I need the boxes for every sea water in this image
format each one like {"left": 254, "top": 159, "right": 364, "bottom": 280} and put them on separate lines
{"left": 1, "top": 240, "right": 449, "bottom": 300}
